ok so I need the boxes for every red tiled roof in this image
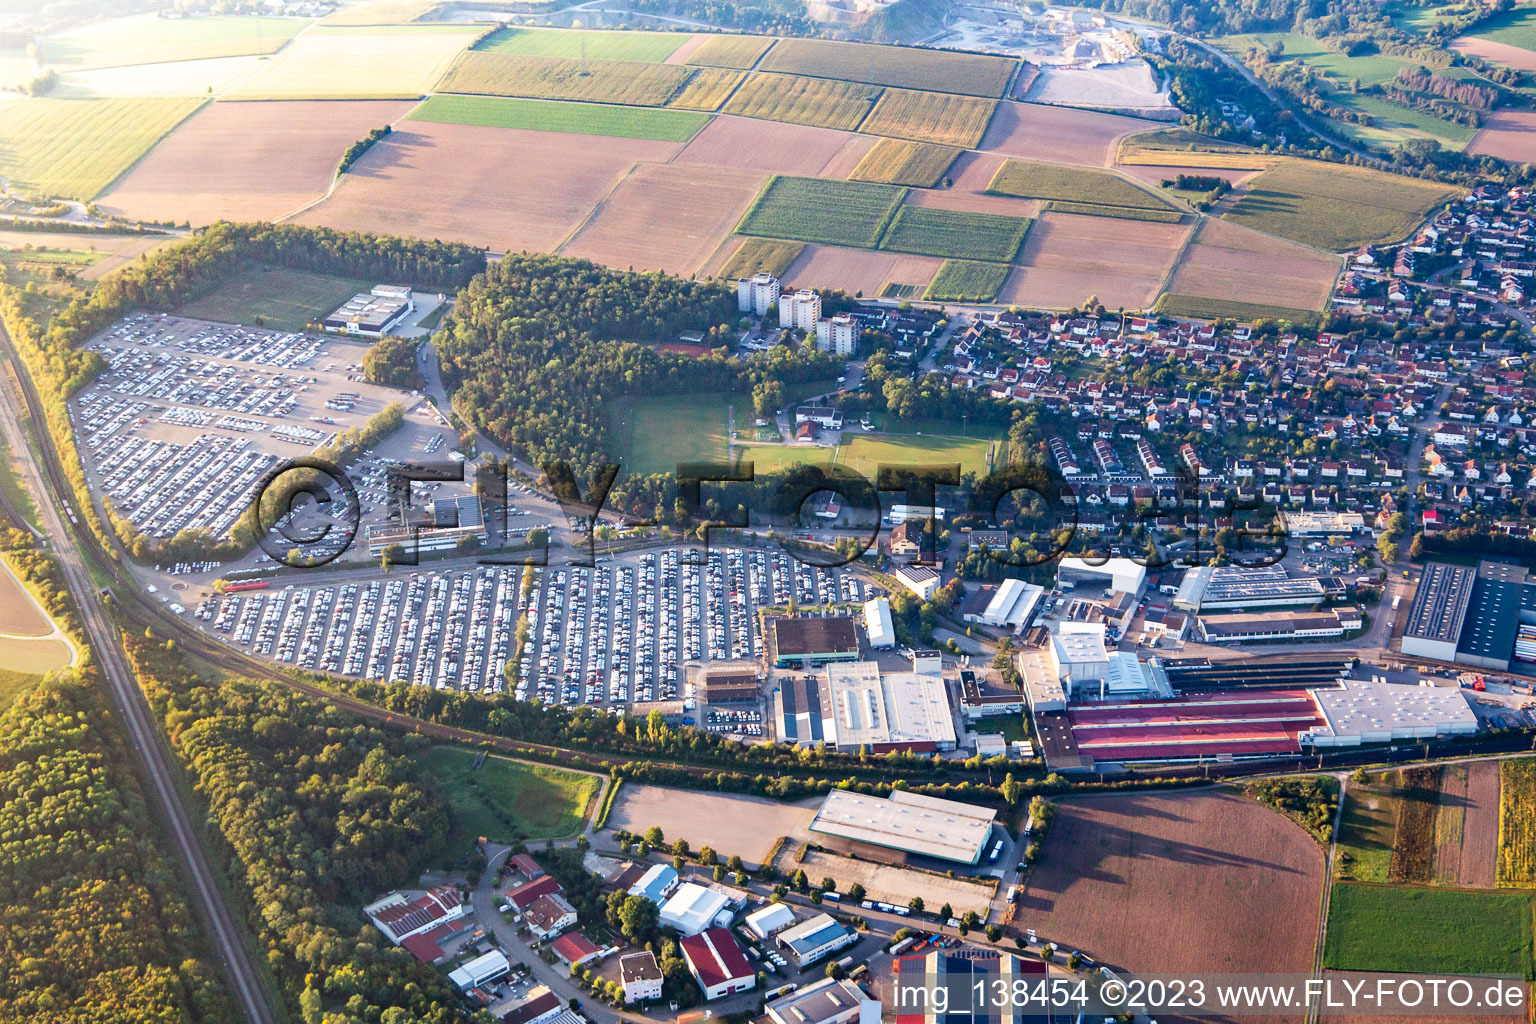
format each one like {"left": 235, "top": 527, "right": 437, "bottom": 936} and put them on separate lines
{"left": 400, "top": 920, "right": 455, "bottom": 963}
{"left": 679, "top": 927, "right": 752, "bottom": 989}
{"left": 507, "top": 874, "right": 561, "bottom": 910}
{"left": 551, "top": 932, "right": 603, "bottom": 965}
{"left": 1066, "top": 689, "right": 1325, "bottom": 760}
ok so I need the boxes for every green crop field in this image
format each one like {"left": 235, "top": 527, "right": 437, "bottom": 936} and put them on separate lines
{"left": 738, "top": 175, "right": 906, "bottom": 247}
{"left": 1223, "top": 158, "right": 1459, "bottom": 250}
{"left": 723, "top": 72, "right": 880, "bottom": 130}
{"left": 860, "top": 88, "right": 997, "bottom": 149}
{"left": 175, "top": 263, "right": 374, "bottom": 332}
{"left": 0, "top": 97, "right": 203, "bottom": 199}
{"left": 718, "top": 238, "right": 805, "bottom": 279}
{"left": 472, "top": 26, "right": 687, "bottom": 62}
{"left": 685, "top": 34, "right": 776, "bottom": 69}
{"left": 41, "top": 13, "right": 307, "bottom": 68}
{"left": 1499, "top": 758, "right": 1536, "bottom": 886}
{"left": 880, "top": 205, "right": 1030, "bottom": 262}
{"left": 1157, "top": 293, "right": 1323, "bottom": 323}
{"left": 989, "top": 159, "right": 1172, "bottom": 210}
{"left": 409, "top": 93, "right": 707, "bottom": 141}
{"left": 1043, "top": 201, "right": 1184, "bottom": 222}
{"left": 668, "top": 67, "right": 744, "bottom": 111}
{"left": 436, "top": 51, "right": 690, "bottom": 105}
{"left": 758, "top": 37, "right": 1015, "bottom": 96}
{"left": 848, "top": 139, "right": 960, "bottom": 187}
{"left": 1323, "top": 883, "right": 1534, "bottom": 978}
{"left": 415, "top": 746, "right": 599, "bottom": 844}
{"left": 924, "top": 259, "right": 1010, "bottom": 303}
{"left": 1471, "top": 6, "right": 1536, "bottom": 50}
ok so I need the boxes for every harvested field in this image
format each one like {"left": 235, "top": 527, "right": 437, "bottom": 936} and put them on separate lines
{"left": 473, "top": 26, "right": 686, "bottom": 62}
{"left": 408, "top": 93, "right": 706, "bottom": 141}
{"left": 663, "top": 34, "right": 709, "bottom": 65}
{"left": 1042, "top": 201, "right": 1182, "bottom": 222}
{"left": 1452, "top": 34, "right": 1536, "bottom": 72}
{"left": 1324, "top": 883, "right": 1533, "bottom": 977}
{"left": 226, "top": 24, "right": 480, "bottom": 99}
{"left": 321, "top": 1, "right": 436, "bottom": 25}
{"left": 0, "top": 230, "right": 172, "bottom": 282}
{"left": 782, "top": 244, "right": 941, "bottom": 298}
{"left": 667, "top": 67, "right": 744, "bottom": 110}
{"left": 796, "top": 848, "right": 993, "bottom": 917}
{"left": 1467, "top": 108, "right": 1536, "bottom": 163}
{"left": 1499, "top": 757, "right": 1536, "bottom": 886}
{"left": 880, "top": 204, "right": 1030, "bottom": 262}
{"left": 1434, "top": 761, "right": 1500, "bottom": 889}
{"left": 560, "top": 162, "right": 764, "bottom": 275}
{"left": 99, "top": 98, "right": 413, "bottom": 224}
{"left": 723, "top": 72, "right": 880, "bottom": 131}
{"left": 988, "top": 158, "right": 1170, "bottom": 209}
{"left": 1166, "top": 216, "right": 1341, "bottom": 314}
{"left": 981, "top": 101, "right": 1152, "bottom": 165}
{"left": 758, "top": 37, "right": 1015, "bottom": 97}
{"left": 1387, "top": 766, "right": 1441, "bottom": 884}
{"left": 924, "top": 259, "right": 1009, "bottom": 302}
{"left": 51, "top": 56, "right": 269, "bottom": 99}
{"left": 1001, "top": 210, "right": 1186, "bottom": 310}
{"left": 674, "top": 115, "right": 868, "bottom": 176}
{"left": 860, "top": 88, "right": 997, "bottom": 149}
{"left": 1223, "top": 158, "right": 1460, "bottom": 251}
{"left": 737, "top": 175, "right": 905, "bottom": 248}
{"left": 437, "top": 51, "right": 689, "bottom": 104}
{"left": 0, "top": 97, "right": 204, "bottom": 200}
{"left": 42, "top": 13, "right": 306, "bottom": 69}
{"left": 848, "top": 139, "right": 960, "bottom": 187}
{"left": 602, "top": 783, "right": 817, "bottom": 868}
{"left": 904, "top": 185, "right": 1037, "bottom": 218}
{"left": 717, "top": 237, "right": 804, "bottom": 279}
{"left": 294, "top": 120, "right": 679, "bottom": 252}
{"left": 685, "top": 34, "right": 775, "bottom": 69}
{"left": 0, "top": 560, "right": 51, "bottom": 638}
{"left": 1020, "top": 790, "right": 1324, "bottom": 986}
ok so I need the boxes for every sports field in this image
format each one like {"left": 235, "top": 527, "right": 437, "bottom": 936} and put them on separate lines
{"left": 415, "top": 746, "right": 599, "bottom": 844}
{"left": 408, "top": 93, "right": 707, "bottom": 141}
{"left": 738, "top": 176, "right": 906, "bottom": 248}
{"left": 438, "top": 51, "right": 690, "bottom": 105}
{"left": 848, "top": 139, "right": 960, "bottom": 187}
{"left": 881, "top": 205, "right": 1030, "bottom": 262}
{"left": 859, "top": 88, "right": 997, "bottom": 149}
{"left": 227, "top": 24, "right": 481, "bottom": 98}
{"left": 41, "top": 13, "right": 307, "bottom": 69}
{"left": 837, "top": 432, "right": 999, "bottom": 476}
{"left": 1222, "top": 158, "right": 1459, "bottom": 250}
{"left": 1323, "top": 883, "right": 1533, "bottom": 978}
{"left": 607, "top": 392, "right": 738, "bottom": 475}
{"left": 718, "top": 238, "right": 805, "bottom": 279}
{"left": 758, "top": 37, "right": 1015, "bottom": 97}
{"left": 989, "top": 159, "right": 1172, "bottom": 210}
{"left": 685, "top": 34, "right": 775, "bottom": 69}
{"left": 0, "top": 97, "right": 203, "bottom": 199}
{"left": 723, "top": 72, "right": 881, "bottom": 131}
{"left": 175, "top": 263, "right": 374, "bottom": 332}
{"left": 924, "top": 259, "right": 1010, "bottom": 303}
{"left": 473, "top": 26, "right": 687, "bottom": 62}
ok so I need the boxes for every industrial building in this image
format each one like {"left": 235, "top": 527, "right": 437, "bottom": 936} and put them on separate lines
{"left": 679, "top": 927, "right": 756, "bottom": 1000}
{"left": 767, "top": 616, "right": 862, "bottom": 668}
{"left": 807, "top": 790, "right": 997, "bottom": 864}
{"left": 323, "top": 284, "right": 414, "bottom": 336}
{"left": 775, "top": 912, "right": 857, "bottom": 966}
{"left": 1065, "top": 690, "right": 1329, "bottom": 763}
{"left": 822, "top": 656, "right": 957, "bottom": 752}
{"left": 895, "top": 564, "right": 941, "bottom": 600}
{"left": 1056, "top": 555, "right": 1146, "bottom": 595}
{"left": 738, "top": 272, "right": 780, "bottom": 316}
{"left": 448, "top": 949, "right": 510, "bottom": 994}
{"left": 777, "top": 674, "right": 836, "bottom": 746}
{"left": 891, "top": 949, "right": 1048, "bottom": 1024}
{"left": 1047, "top": 622, "right": 1109, "bottom": 694}
{"left": 1196, "top": 608, "right": 1361, "bottom": 644}
{"left": 365, "top": 495, "right": 487, "bottom": 558}
{"left": 864, "top": 597, "right": 895, "bottom": 649}
{"left": 628, "top": 863, "right": 678, "bottom": 904}
{"left": 762, "top": 977, "right": 880, "bottom": 1024}
{"left": 964, "top": 578, "right": 1044, "bottom": 631}
{"left": 959, "top": 670, "right": 1024, "bottom": 721}
{"left": 1399, "top": 560, "right": 1536, "bottom": 671}
{"left": 697, "top": 667, "right": 760, "bottom": 705}
{"left": 745, "top": 902, "right": 796, "bottom": 939}
{"left": 1174, "top": 564, "right": 1326, "bottom": 612}
{"left": 1401, "top": 562, "right": 1477, "bottom": 662}
{"left": 1303, "top": 678, "right": 1478, "bottom": 747}
{"left": 658, "top": 882, "right": 733, "bottom": 936}
{"left": 364, "top": 885, "right": 468, "bottom": 944}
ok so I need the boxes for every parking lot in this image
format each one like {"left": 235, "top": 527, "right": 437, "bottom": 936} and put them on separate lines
{"left": 195, "top": 545, "right": 874, "bottom": 703}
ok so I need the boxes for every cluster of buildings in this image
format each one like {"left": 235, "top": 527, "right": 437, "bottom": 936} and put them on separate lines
{"left": 736, "top": 273, "right": 859, "bottom": 356}
{"left": 322, "top": 283, "right": 415, "bottom": 337}
{"left": 1402, "top": 559, "right": 1536, "bottom": 673}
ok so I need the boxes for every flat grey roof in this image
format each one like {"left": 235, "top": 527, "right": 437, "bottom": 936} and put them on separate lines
{"left": 808, "top": 790, "right": 995, "bottom": 863}
{"left": 1403, "top": 562, "right": 1476, "bottom": 644}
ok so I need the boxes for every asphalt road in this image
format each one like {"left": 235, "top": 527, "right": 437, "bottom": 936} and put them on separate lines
{"left": 0, "top": 332, "right": 279, "bottom": 1024}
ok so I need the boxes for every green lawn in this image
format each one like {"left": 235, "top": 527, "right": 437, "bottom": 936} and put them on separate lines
{"left": 1333, "top": 776, "right": 1400, "bottom": 882}
{"left": 175, "top": 263, "right": 374, "bottom": 332}
{"left": 473, "top": 26, "right": 688, "bottom": 62}
{"left": 1471, "top": 6, "right": 1536, "bottom": 50}
{"left": 1323, "top": 883, "right": 1534, "bottom": 978}
{"left": 415, "top": 746, "right": 599, "bottom": 843}
{"left": 606, "top": 392, "right": 740, "bottom": 477}
{"left": 408, "top": 93, "right": 707, "bottom": 141}
{"left": 836, "top": 432, "right": 999, "bottom": 477}
{"left": 42, "top": 13, "right": 308, "bottom": 68}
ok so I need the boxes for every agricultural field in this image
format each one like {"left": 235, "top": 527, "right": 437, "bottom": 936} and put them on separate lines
{"left": 1323, "top": 883, "right": 1533, "bottom": 977}
{"left": 758, "top": 37, "right": 1015, "bottom": 97}
{"left": 415, "top": 746, "right": 599, "bottom": 844}
{"left": 0, "top": 560, "right": 75, "bottom": 675}
{"left": 781, "top": 244, "right": 941, "bottom": 298}
{"left": 604, "top": 784, "right": 818, "bottom": 868}
{"left": 0, "top": 97, "right": 203, "bottom": 199}
{"left": 408, "top": 93, "right": 707, "bottom": 141}
{"left": 723, "top": 72, "right": 881, "bottom": 131}
{"left": 0, "top": 230, "right": 170, "bottom": 282}
{"left": 737, "top": 175, "right": 906, "bottom": 248}
{"left": 1452, "top": 33, "right": 1536, "bottom": 72}
{"left": 675, "top": 116, "right": 873, "bottom": 177}
{"left": 472, "top": 26, "right": 687, "bottom": 62}
{"left": 988, "top": 159, "right": 1172, "bottom": 210}
{"left": 1042, "top": 201, "right": 1183, "bottom": 222}
{"left": 49, "top": 55, "right": 270, "bottom": 99}
{"left": 1166, "top": 217, "right": 1342, "bottom": 316}
{"left": 667, "top": 68, "right": 745, "bottom": 111}
{"left": 1334, "top": 763, "right": 1502, "bottom": 888}
{"left": 321, "top": 0, "right": 437, "bottom": 25}
{"left": 859, "top": 88, "right": 997, "bottom": 149}
{"left": 1468, "top": 109, "right": 1536, "bottom": 163}
{"left": 1499, "top": 757, "right": 1536, "bottom": 886}
{"left": 1436, "top": 761, "right": 1501, "bottom": 889}
{"left": 923, "top": 259, "right": 1010, "bottom": 303}
{"left": 981, "top": 101, "right": 1155, "bottom": 165}
{"left": 1386, "top": 766, "right": 1442, "bottom": 883}
{"left": 717, "top": 238, "right": 804, "bottom": 279}
{"left": 848, "top": 139, "right": 960, "bottom": 187}
{"left": 1117, "top": 125, "right": 1265, "bottom": 159}
{"left": 684, "top": 34, "right": 776, "bottom": 69}
{"left": 226, "top": 23, "right": 481, "bottom": 99}
{"left": 41, "top": 13, "right": 307, "bottom": 69}
{"left": 173, "top": 263, "right": 375, "bottom": 333}
{"left": 1223, "top": 158, "right": 1460, "bottom": 251}
{"left": 560, "top": 163, "right": 765, "bottom": 276}
{"left": 880, "top": 205, "right": 1030, "bottom": 262}
{"left": 1001, "top": 210, "right": 1188, "bottom": 311}
{"left": 1465, "top": 6, "right": 1536, "bottom": 52}
{"left": 437, "top": 52, "right": 690, "bottom": 105}
{"left": 1156, "top": 295, "right": 1321, "bottom": 324}
{"left": 1019, "top": 790, "right": 1324, "bottom": 980}
{"left": 99, "top": 98, "right": 414, "bottom": 224}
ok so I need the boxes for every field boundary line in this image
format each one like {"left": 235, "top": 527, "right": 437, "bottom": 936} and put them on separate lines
{"left": 273, "top": 96, "right": 425, "bottom": 225}
{"left": 552, "top": 159, "right": 646, "bottom": 254}
{"left": 87, "top": 97, "right": 210, "bottom": 203}
{"left": 1150, "top": 214, "right": 1203, "bottom": 308}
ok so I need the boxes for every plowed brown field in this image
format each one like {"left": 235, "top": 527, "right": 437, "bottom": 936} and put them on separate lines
{"left": 673, "top": 114, "right": 871, "bottom": 177}
{"left": 1467, "top": 109, "right": 1536, "bottom": 163}
{"left": 782, "top": 243, "right": 941, "bottom": 297}
{"left": 1167, "top": 217, "right": 1341, "bottom": 312}
{"left": 980, "top": 101, "right": 1153, "bottom": 166}
{"left": 1001, "top": 210, "right": 1187, "bottom": 309}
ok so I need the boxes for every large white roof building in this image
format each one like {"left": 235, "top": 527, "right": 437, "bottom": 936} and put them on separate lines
{"left": 1303, "top": 679, "right": 1478, "bottom": 747}
{"left": 824, "top": 658, "right": 957, "bottom": 752}
{"left": 659, "top": 883, "right": 732, "bottom": 936}
{"left": 808, "top": 790, "right": 996, "bottom": 864}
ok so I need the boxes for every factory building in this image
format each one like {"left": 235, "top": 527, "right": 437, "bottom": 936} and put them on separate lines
{"left": 767, "top": 616, "right": 862, "bottom": 668}
{"left": 763, "top": 978, "right": 880, "bottom": 1024}
{"left": 659, "top": 883, "right": 733, "bottom": 936}
{"left": 1197, "top": 608, "right": 1361, "bottom": 644}
{"left": 1303, "top": 678, "right": 1479, "bottom": 747}
{"left": 1056, "top": 556, "right": 1146, "bottom": 595}
{"left": 892, "top": 949, "right": 1048, "bottom": 1024}
{"left": 821, "top": 655, "right": 957, "bottom": 752}
{"left": 1048, "top": 621, "right": 1109, "bottom": 694}
{"left": 1399, "top": 560, "right": 1536, "bottom": 671}
{"left": 323, "top": 284, "right": 414, "bottom": 337}
{"left": 1174, "top": 564, "right": 1326, "bottom": 612}
{"left": 775, "top": 913, "right": 857, "bottom": 967}
{"left": 808, "top": 790, "right": 997, "bottom": 864}
{"left": 1401, "top": 562, "right": 1477, "bottom": 662}
{"left": 864, "top": 597, "right": 895, "bottom": 649}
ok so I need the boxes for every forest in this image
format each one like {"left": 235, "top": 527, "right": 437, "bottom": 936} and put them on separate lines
{"left": 123, "top": 633, "right": 486, "bottom": 1024}
{"left": 0, "top": 677, "right": 233, "bottom": 1024}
